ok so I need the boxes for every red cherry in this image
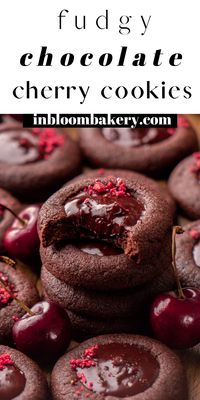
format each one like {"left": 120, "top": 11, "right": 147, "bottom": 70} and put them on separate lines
{"left": 3, "top": 205, "right": 40, "bottom": 261}
{"left": 150, "top": 287, "right": 200, "bottom": 349}
{"left": 12, "top": 301, "right": 71, "bottom": 362}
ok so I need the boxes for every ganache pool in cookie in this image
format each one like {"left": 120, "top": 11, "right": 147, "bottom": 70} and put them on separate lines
{"left": 0, "top": 353, "right": 26, "bottom": 400}
{"left": 70, "top": 343, "right": 159, "bottom": 397}
{"left": 76, "top": 241, "right": 123, "bottom": 256}
{"left": 64, "top": 179, "right": 144, "bottom": 240}
{"left": 102, "top": 128, "right": 175, "bottom": 147}
{"left": 0, "top": 128, "right": 64, "bottom": 165}
{"left": 189, "top": 229, "right": 200, "bottom": 268}
{"left": 190, "top": 152, "right": 200, "bottom": 183}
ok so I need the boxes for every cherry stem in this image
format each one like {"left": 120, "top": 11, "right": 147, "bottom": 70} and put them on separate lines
{"left": 0, "top": 276, "right": 35, "bottom": 317}
{"left": 0, "top": 204, "right": 26, "bottom": 226}
{"left": 0, "top": 256, "right": 16, "bottom": 268}
{"left": 172, "top": 226, "right": 185, "bottom": 299}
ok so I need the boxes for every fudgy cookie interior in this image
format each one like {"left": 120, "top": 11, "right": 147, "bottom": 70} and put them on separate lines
{"left": 42, "top": 178, "right": 144, "bottom": 256}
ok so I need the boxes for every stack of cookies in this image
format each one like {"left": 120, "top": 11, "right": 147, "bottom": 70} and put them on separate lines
{"left": 39, "top": 172, "right": 175, "bottom": 339}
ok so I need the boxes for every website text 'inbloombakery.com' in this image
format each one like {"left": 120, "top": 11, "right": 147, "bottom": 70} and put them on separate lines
{"left": 23, "top": 114, "right": 177, "bottom": 128}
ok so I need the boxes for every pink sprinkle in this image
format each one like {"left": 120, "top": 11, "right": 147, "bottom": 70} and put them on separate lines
{"left": 84, "top": 178, "right": 129, "bottom": 197}
{"left": 70, "top": 359, "right": 96, "bottom": 370}
{"left": 12, "top": 315, "right": 19, "bottom": 322}
{"left": 0, "top": 353, "right": 14, "bottom": 370}
{"left": 193, "top": 152, "right": 200, "bottom": 160}
{"left": 97, "top": 168, "right": 105, "bottom": 175}
{"left": 189, "top": 229, "right": 200, "bottom": 240}
{"left": 77, "top": 372, "right": 87, "bottom": 384}
{"left": 178, "top": 116, "right": 190, "bottom": 128}
{"left": 88, "top": 382, "right": 93, "bottom": 390}
{"left": 166, "top": 128, "right": 175, "bottom": 135}
{"left": 32, "top": 128, "right": 65, "bottom": 158}
{"left": 84, "top": 345, "right": 99, "bottom": 358}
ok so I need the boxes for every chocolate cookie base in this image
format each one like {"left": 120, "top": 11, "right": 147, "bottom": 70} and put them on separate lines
{"left": 169, "top": 155, "right": 200, "bottom": 219}
{"left": 41, "top": 264, "right": 174, "bottom": 318}
{"left": 58, "top": 310, "right": 150, "bottom": 340}
{"left": 40, "top": 230, "right": 171, "bottom": 291}
{"left": 0, "top": 345, "right": 48, "bottom": 400}
{"left": 0, "top": 124, "right": 82, "bottom": 202}
{"left": 176, "top": 220, "right": 200, "bottom": 287}
{"left": 79, "top": 127, "right": 198, "bottom": 177}
{"left": 51, "top": 334, "right": 187, "bottom": 400}
{"left": 39, "top": 176, "right": 172, "bottom": 283}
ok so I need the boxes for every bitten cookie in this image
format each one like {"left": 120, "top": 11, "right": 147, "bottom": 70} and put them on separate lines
{"left": 0, "top": 262, "right": 39, "bottom": 342}
{"left": 78, "top": 124, "right": 198, "bottom": 176}
{"left": 0, "top": 345, "right": 48, "bottom": 399}
{"left": 39, "top": 176, "right": 172, "bottom": 289}
{"left": 169, "top": 153, "right": 200, "bottom": 219}
{"left": 0, "top": 124, "right": 81, "bottom": 201}
{"left": 51, "top": 334, "right": 187, "bottom": 400}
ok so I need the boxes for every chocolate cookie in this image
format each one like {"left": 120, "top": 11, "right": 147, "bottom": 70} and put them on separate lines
{"left": 78, "top": 125, "right": 198, "bottom": 176}
{"left": 169, "top": 153, "right": 200, "bottom": 219}
{"left": 176, "top": 220, "right": 200, "bottom": 287}
{"left": 39, "top": 176, "right": 172, "bottom": 290}
{"left": 41, "top": 264, "right": 174, "bottom": 318}
{"left": 51, "top": 334, "right": 187, "bottom": 400}
{"left": 40, "top": 235, "right": 171, "bottom": 291}
{"left": 0, "top": 345, "right": 48, "bottom": 399}
{"left": 0, "top": 188, "right": 21, "bottom": 250}
{"left": 68, "top": 168, "right": 176, "bottom": 218}
{"left": 0, "top": 262, "right": 39, "bottom": 342}
{"left": 54, "top": 309, "right": 149, "bottom": 340}
{"left": 0, "top": 124, "right": 81, "bottom": 202}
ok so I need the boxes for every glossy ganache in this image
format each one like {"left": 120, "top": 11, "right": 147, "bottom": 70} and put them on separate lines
{"left": 0, "top": 127, "right": 65, "bottom": 166}
{"left": 71, "top": 343, "right": 159, "bottom": 397}
{"left": 64, "top": 179, "right": 144, "bottom": 239}
{"left": 0, "top": 131, "right": 40, "bottom": 165}
{"left": 76, "top": 241, "right": 123, "bottom": 256}
{"left": 193, "top": 241, "right": 200, "bottom": 267}
{"left": 102, "top": 128, "right": 174, "bottom": 147}
{"left": 0, "top": 353, "right": 26, "bottom": 400}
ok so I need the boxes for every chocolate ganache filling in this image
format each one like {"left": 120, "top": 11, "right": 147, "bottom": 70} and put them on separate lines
{"left": 64, "top": 179, "right": 144, "bottom": 241}
{"left": 0, "top": 366, "right": 26, "bottom": 400}
{"left": 193, "top": 242, "right": 200, "bottom": 267}
{"left": 72, "top": 343, "right": 159, "bottom": 397}
{"left": 76, "top": 241, "right": 123, "bottom": 256}
{"left": 0, "top": 354, "right": 26, "bottom": 400}
{"left": 0, "top": 131, "right": 40, "bottom": 165}
{"left": 102, "top": 127, "right": 174, "bottom": 147}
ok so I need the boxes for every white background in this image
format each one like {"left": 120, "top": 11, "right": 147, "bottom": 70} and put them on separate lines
{"left": 0, "top": 0, "right": 199, "bottom": 113}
